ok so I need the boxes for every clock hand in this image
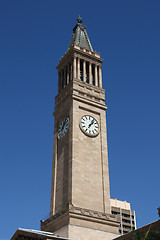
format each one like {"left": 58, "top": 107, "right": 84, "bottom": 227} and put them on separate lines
{"left": 62, "top": 120, "right": 66, "bottom": 130}
{"left": 88, "top": 119, "right": 94, "bottom": 128}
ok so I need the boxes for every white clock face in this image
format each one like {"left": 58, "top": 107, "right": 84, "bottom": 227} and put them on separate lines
{"left": 58, "top": 117, "right": 69, "bottom": 139}
{"left": 80, "top": 115, "right": 99, "bottom": 137}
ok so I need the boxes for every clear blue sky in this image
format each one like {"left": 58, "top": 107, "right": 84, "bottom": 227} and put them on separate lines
{"left": 0, "top": 1, "right": 160, "bottom": 239}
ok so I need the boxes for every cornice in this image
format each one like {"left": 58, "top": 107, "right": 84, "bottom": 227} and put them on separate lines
{"left": 54, "top": 80, "right": 107, "bottom": 115}
{"left": 56, "top": 46, "right": 103, "bottom": 70}
{"left": 41, "top": 202, "right": 120, "bottom": 230}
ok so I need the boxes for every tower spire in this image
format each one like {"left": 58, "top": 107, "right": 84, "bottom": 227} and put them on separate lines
{"left": 76, "top": 15, "right": 83, "bottom": 23}
{"left": 68, "top": 17, "right": 93, "bottom": 51}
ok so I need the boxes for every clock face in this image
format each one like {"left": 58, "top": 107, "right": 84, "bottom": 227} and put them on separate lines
{"left": 80, "top": 115, "right": 99, "bottom": 137}
{"left": 58, "top": 117, "right": 69, "bottom": 139}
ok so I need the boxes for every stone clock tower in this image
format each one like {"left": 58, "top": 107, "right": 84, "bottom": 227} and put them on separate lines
{"left": 41, "top": 17, "right": 120, "bottom": 240}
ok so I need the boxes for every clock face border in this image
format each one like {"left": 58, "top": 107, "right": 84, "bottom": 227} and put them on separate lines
{"left": 79, "top": 115, "right": 100, "bottom": 137}
{"left": 58, "top": 117, "right": 69, "bottom": 139}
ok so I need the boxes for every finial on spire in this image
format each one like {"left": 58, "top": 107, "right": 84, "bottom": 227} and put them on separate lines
{"left": 76, "top": 15, "right": 83, "bottom": 24}
{"left": 68, "top": 16, "right": 93, "bottom": 51}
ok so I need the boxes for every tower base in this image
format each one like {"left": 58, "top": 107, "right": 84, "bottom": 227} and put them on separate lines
{"left": 41, "top": 203, "right": 120, "bottom": 240}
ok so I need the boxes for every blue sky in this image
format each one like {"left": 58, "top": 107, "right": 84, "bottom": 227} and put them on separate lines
{"left": 0, "top": 1, "right": 160, "bottom": 239}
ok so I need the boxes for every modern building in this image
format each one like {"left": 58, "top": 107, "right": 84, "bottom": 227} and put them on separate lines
{"left": 114, "top": 219, "right": 160, "bottom": 240}
{"left": 111, "top": 199, "right": 136, "bottom": 235}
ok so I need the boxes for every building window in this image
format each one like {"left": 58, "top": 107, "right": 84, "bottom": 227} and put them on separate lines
{"left": 86, "top": 62, "right": 89, "bottom": 83}
{"left": 76, "top": 57, "right": 78, "bottom": 79}
{"left": 80, "top": 59, "right": 83, "bottom": 81}
{"left": 122, "top": 213, "right": 130, "bottom": 218}
{"left": 112, "top": 211, "right": 118, "bottom": 215}
{"left": 122, "top": 219, "right": 130, "bottom": 224}
{"left": 97, "top": 66, "right": 100, "bottom": 87}
{"left": 123, "top": 225, "right": 131, "bottom": 229}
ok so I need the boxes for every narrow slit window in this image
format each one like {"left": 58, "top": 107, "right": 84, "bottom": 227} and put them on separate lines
{"left": 86, "top": 62, "right": 89, "bottom": 83}
{"left": 80, "top": 59, "right": 83, "bottom": 81}
{"left": 97, "top": 66, "right": 100, "bottom": 87}
{"left": 76, "top": 57, "right": 78, "bottom": 79}
{"left": 92, "top": 64, "right": 95, "bottom": 86}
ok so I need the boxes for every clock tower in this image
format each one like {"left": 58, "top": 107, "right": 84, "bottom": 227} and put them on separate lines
{"left": 41, "top": 17, "right": 120, "bottom": 240}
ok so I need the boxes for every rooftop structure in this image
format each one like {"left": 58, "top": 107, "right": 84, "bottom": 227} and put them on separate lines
{"left": 114, "top": 219, "right": 160, "bottom": 240}
{"left": 68, "top": 16, "right": 93, "bottom": 51}
{"left": 11, "top": 228, "right": 69, "bottom": 240}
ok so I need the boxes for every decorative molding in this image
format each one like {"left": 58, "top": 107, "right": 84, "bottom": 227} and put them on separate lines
{"left": 54, "top": 79, "right": 106, "bottom": 112}
{"left": 56, "top": 46, "right": 103, "bottom": 70}
{"left": 41, "top": 203, "right": 119, "bottom": 228}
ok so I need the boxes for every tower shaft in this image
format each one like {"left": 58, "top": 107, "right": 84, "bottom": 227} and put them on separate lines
{"left": 41, "top": 19, "right": 120, "bottom": 240}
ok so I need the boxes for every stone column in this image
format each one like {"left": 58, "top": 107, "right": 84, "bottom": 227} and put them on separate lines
{"left": 95, "top": 65, "right": 98, "bottom": 87}
{"left": 61, "top": 70, "right": 64, "bottom": 88}
{"left": 77, "top": 57, "right": 80, "bottom": 80}
{"left": 83, "top": 60, "right": 86, "bottom": 82}
{"left": 89, "top": 62, "right": 92, "bottom": 85}
{"left": 99, "top": 66, "right": 102, "bottom": 88}
{"left": 58, "top": 71, "right": 61, "bottom": 92}
{"left": 64, "top": 67, "right": 66, "bottom": 87}
{"left": 67, "top": 65, "right": 69, "bottom": 84}
{"left": 70, "top": 62, "right": 73, "bottom": 82}
{"left": 73, "top": 56, "right": 76, "bottom": 79}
